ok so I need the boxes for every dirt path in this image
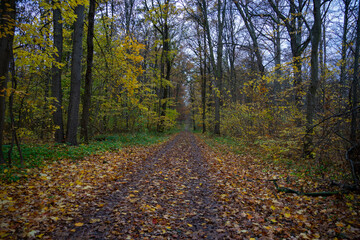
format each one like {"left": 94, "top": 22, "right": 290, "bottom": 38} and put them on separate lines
{"left": 50, "top": 131, "right": 360, "bottom": 239}
{"left": 55, "top": 131, "right": 238, "bottom": 239}
{"left": 2, "top": 131, "right": 359, "bottom": 238}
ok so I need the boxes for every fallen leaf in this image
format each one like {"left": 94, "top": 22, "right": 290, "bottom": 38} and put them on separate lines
{"left": 75, "top": 222, "right": 84, "bottom": 227}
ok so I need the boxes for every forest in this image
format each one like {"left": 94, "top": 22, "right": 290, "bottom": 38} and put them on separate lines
{"left": 0, "top": 0, "right": 360, "bottom": 239}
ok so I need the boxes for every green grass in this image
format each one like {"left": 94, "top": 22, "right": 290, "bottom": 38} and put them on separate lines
{"left": 199, "top": 132, "right": 249, "bottom": 156}
{"left": 1, "top": 131, "right": 173, "bottom": 182}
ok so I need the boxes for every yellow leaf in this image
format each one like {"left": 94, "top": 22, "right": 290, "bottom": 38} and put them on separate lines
{"left": 8, "top": 206, "right": 16, "bottom": 212}
{"left": 90, "top": 218, "right": 100, "bottom": 223}
{"left": 129, "top": 198, "right": 138, "bottom": 203}
{"left": 220, "top": 194, "right": 227, "bottom": 199}
{"left": 284, "top": 212, "right": 291, "bottom": 218}
{"left": 271, "top": 205, "right": 276, "bottom": 210}
{"left": 75, "top": 222, "right": 84, "bottom": 227}
{"left": 0, "top": 231, "right": 9, "bottom": 238}
{"left": 36, "top": 233, "right": 44, "bottom": 238}
{"left": 313, "top": 233, "right": 320, "bottom": 238}
{"left": 271, "top": 219, "right": 277, "bottom": 223}
{"left": 336, "top": 222, "right": 344, "bottom": 227}
{"left": 187, "top": 223, "right": 193, "bottom": 227}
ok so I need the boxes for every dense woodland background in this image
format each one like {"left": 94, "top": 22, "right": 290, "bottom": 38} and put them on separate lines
{"left": 0, "top": 0, "right": 359, "bottom": 183}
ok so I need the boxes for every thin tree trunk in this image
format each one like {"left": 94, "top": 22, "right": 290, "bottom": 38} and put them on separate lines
{"left": 201, "top": 28, "right": 207, "bottom": 133}
{"left": 340, "top": 0, "right": 350, "bottom": 103}
{"left": 268, "top": 0, "right": 310, "bottom": 111}
{"left": 125, "top": 0, "right": 135, "bottom": 35}
{"left": 229, "top": 4, "right": 237, "bottom": 102}
{"left": 66, "top": 4, "right": 85, "bottom": 145}
{"left": 0, "top": 0, "right": 16, "bottom": 164}
{"left": 8, "top": 50, "right": 23, "bottom": 166}
{"left": 81, "top": 0, "right": 96, "bottom": 143}
{"left": 273, "top": 0, "right": 281, "bottom": 96}
{"left": 232, "top": 0, "right": 264, "bottom": 75}
{"left": 304, "top": 0, "right": 322, "bottom": 157}
{"left": 52, "top": 0, "right": 64, "bottom": 143}
{"left": 214, "top": 0, "right": 226, "bottom": 135}
{"left": 350, "top": 1, "right": 360, "bottom": 144}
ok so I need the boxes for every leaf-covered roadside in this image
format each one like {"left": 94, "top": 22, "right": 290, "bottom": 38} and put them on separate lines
{"left": 201, "top": 134, "right": 360, "bottom": 239}
{"left": 1, "top": 131, "right": 359, "bottom": 239}
{"left": 1, "top": 132, "right": 170, "bottom": 182}
{"left": 0, "top": 140, "right": 166, "bottom": 239}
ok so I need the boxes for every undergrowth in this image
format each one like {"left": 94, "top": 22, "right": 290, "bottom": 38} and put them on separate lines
{"left": 1, "top": 131, "right": 174, "bottom": 183}
{"left": 198, "top": 132, "right": 352, "bottom": 184}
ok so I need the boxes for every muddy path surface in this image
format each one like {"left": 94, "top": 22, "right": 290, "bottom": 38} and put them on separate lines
{"left": 55, "top": 131, "right": 239, "bottom": 239}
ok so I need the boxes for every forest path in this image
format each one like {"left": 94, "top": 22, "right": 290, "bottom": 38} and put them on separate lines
{"left": 57, "top": 131, "right": 240, "bottom": 239}
{"left": 47, "top": 131, "right": 360, "bottom": 239}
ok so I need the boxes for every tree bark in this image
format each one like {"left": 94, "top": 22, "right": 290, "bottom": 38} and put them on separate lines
{"left": 273, "top": 0, "right": 281, "bottom": 95}
{"left": 350, "top": 1, "right": 360, "bottom": 144}
{"left": 52, "top": 0, "right": 65, "bottom": 143}
{"left": 228, "top": 3, "right": 238, "bottom": 102}
{"left": 0, "top": 0, "right": 16, "bottom": 164}
{"left": 214, "top": 0, "right": 226, "bottom": 135}
{"left": 125, "top": 0, "right": 135, "bottom": 35}
{"left": 66, "top": 4, "right": 85, "bottom": 145}
{"left": 8, "top": 49, "right": 23, "bottom": 166}
{"left": 304, "top": 0, "right": 322, "bottom": 157}
{"left": 81, "top": 0, "right": 96, "bottom": 143}
{"left": 339, "top": 0, "right": 350, "bottom": 103}
{"left": 201, "top": 27, "right": 207, "bottom": 133}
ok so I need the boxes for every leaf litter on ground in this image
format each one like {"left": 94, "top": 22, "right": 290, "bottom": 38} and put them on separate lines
{"left": 0, "top": 131, "right": 359, "bottom": 239}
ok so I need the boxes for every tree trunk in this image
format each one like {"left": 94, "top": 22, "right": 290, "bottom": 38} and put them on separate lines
{"left": 52, "top": 0, "right": 65, "bottom": 143}
{"left": 125, "top": 0, "right": 135, "bottom": 35}
{"left": 339, "top": 0, "right": 350, "bottom": 103}
{"left": 268, "top": 0, "right": 310, "bottom": 111}
{"left": 232, "top": 0, "right": 264, "bottom": 75}
{"left": 8, "top": 50, "right": 23, "bottom": 166}
{"left": 273, "top": 0, "right": 281, "bottom": 96}
{"left": 350, "top": 1, "right": 360, "bottom": 144}
{"left": 81, "top": 0, "right": 96, "bottom": 143}
{"left": 0, "top": 0, "right": 16, "bottom": 164}
{"left": 66, "top": 4, "right": 85, "bottom": 145}
{"left": 214, "top": 0, "right": 226, "bottom": 135}
{"left": 304, "top": 0, "right": 322, "bottom": 157}
{"left": 201, "top": 28, "right": 207, "bottom": 133}
{"left": 229, "top": 3, "right": 237, "bottom": 102}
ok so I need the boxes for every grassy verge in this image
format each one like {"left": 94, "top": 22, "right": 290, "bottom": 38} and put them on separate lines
{"left": 197, "top": 132, "right": 352, "bottom": 183}
{"left": 1, "top": 131, "right": 174, "bottom": 182}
